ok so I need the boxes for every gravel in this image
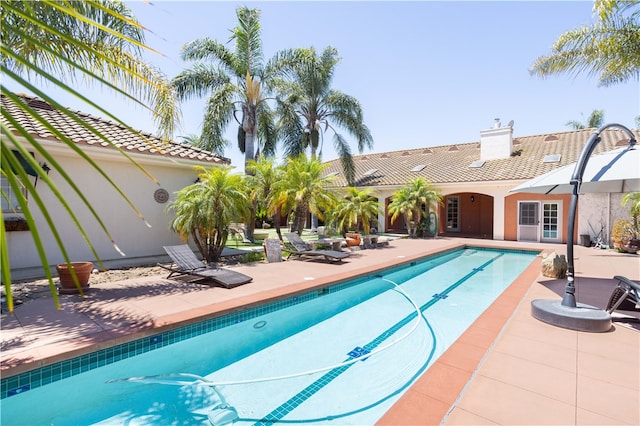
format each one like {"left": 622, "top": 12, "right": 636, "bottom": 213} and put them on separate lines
{"left": 3, "top": 265, "right": 169, "bottom": 308}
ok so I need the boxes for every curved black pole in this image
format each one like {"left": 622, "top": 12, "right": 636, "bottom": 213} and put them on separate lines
{"left": 562, "top": 123, "right": 637, "bottom": 307}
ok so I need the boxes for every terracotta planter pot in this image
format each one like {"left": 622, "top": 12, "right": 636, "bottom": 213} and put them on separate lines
{"left": 345, "top": 233, "right": 361, "bottom": 247}
{"left": 56, "top": 261, "right": 93, "bottom": 294}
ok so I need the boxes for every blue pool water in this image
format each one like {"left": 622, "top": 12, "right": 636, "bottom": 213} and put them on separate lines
{"left": 1, "top": 247, "right": 537, "bottom": 425}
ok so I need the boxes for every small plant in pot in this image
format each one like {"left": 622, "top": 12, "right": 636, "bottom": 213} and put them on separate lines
{"left": 56, "top": 261, "right": 93, "bottom": 294}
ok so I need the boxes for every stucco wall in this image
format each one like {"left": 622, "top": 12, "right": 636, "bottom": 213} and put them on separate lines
{"left": 504, "top": 192, "right": 574, "bottom": 243}
{"left": 6, "top": 141, "right": 218, "bottom": 279}
{"left": 579, "top": 192, "right": 630, "bottom": 247}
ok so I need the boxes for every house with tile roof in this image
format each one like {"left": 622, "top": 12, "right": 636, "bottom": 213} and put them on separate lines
{"left": 2, "top": 93, "right": 230, "bottom": 280}
{"left": 322, "top": 119, "right": 639, "bottom": 246}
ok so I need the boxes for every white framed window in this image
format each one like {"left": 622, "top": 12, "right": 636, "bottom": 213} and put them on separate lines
{"left": 541, "top": 202, "right": 561, "bottom": 242}
{"left": 1, "top": 175, "right": 27, "bottom": 212}
{"left": 446, "top": 196, "right": 459, "bottom": 231}
{"left": 2, "top": 150, "right": 37, "bottom": 213}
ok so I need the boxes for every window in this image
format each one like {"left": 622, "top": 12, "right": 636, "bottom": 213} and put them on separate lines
{"left": 2, "top": 150, "right": 36, "bottom": 213}
{"left": 469, "top": 160, "right": 485, "bottom": 168}
{"left": 519, "top": 202, "right": 538, "bottom": 226}
{"left": 446, "top": 196, "right": 459, "bottom": 231}
{"left": 542, "top": 203, "right": 559, "bottom": 239}
{"left": 1, "top": 175, "right": 26, "bottom": 212}
{"left": 543, "top": 154, "right": 561, "bottom": 163}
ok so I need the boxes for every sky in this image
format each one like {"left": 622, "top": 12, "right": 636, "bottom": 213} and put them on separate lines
{"left": 5, "top": 1, "right": 639, "bottom": 171}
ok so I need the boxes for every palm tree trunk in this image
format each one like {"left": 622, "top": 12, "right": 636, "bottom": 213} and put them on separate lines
{"left": 295, "top": 204, "right": 308, "bottom": 235}
{"left": 191, "top": 230, "right": 207, "bottom": 261}
{"left": 308, "top": 146, "right": 320, "bottom": 231}
{"left": 273, "top": 211, "right": 283, "bottom": 241}
{"left": 244, "top": 128, "right": 257, "bottom": 241}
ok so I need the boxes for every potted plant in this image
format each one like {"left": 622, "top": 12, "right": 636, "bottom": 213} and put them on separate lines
{"left": 56, "top": 261, "right": 94, "bottom": 294}
{"left": 345, "top": 232, "right": 362, "bottom": 247}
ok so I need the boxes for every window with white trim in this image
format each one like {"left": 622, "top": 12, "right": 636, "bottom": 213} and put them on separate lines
{"left": 2, "top": 150, "right": 36, "bottom": 213}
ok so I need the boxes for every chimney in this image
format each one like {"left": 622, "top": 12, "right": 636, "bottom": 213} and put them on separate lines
{"left": 480, "top": 118, "right": 513, "bottom": 160}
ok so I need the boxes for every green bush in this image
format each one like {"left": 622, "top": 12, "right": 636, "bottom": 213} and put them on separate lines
{"left": 239, "top": 251, "right": 265, "bottom": 263}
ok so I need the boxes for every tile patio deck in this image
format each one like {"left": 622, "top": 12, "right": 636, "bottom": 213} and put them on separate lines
{"left": 1, "top": 238, "right": 638, "bottom": 425}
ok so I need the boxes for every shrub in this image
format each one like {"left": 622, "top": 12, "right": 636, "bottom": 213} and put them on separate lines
{"left": 239, "top": 251, "right": 265, "bottom": 263}
{"left": 611, "top": 218, "right": 634, "bottom": 251}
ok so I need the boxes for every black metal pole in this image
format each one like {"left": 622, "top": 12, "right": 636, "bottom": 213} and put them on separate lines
{"left": 561, "top": 123, "right": 636, "bottom": 307}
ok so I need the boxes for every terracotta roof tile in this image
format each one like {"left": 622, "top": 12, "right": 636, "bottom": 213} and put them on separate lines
{"left": 2, "top": 93, "right": 229, "bottom": 166}
{"left": 324, "top": 127, "right": 639, "bottom": 187}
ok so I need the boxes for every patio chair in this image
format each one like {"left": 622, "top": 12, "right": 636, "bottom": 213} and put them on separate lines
{"left": 283, "top": 233, "right": 350, "bottom": 263}
{"left": 159, "top": 245, "right": 252, "bottom": 289}
{"left": 605, "top": 275, "right": 640, "bottom": 313}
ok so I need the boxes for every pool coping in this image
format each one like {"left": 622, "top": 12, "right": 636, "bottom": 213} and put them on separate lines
{"left": 377, "top": 243, "right": 550, "bottom": 425}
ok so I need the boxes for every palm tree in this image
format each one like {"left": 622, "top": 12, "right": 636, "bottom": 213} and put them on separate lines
{"left": 273, "top": 155, "right": 337, "bottom": 235}
{"left": 530, "top": 1, "right": 640, "bottom": 87}
{"left": 331, "top": 187, "right": 380, "bottom": 235}
{"left": 167, "top": 167, "right": 248, "bottom": 262}
{"left": 274, "top": 46, "right": 374, "bottom": 185}
{"left": 1, "top": 0, "right": 178, "bottom": 311}
{"left": 566, "top": 109, "right": 605, "bottom": 129}
{"left": 388, "top": 177, "right": 442, "bottom": 237}
{"left": 246, "top": 156, "right": 286, "bottom": 240}
{"left": 178, "top": 133, "right": 201, "bottom": 145}
{"left": 172, "top": 6, "right": 279, "bottom": 172}
{"left": 388, "top": 186, "right": 415, "bottom": 236}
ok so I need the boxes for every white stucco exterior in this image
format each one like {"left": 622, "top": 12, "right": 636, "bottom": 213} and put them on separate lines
{"left": 6, "top": 139, "right": 225, "bottom": 279}
{"left": 578, "top": 192, "right": 630, "bottom": 247}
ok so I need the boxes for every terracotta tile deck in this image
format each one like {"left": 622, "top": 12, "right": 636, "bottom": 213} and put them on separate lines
{"left": 1, "top": 238, "right": 638, "bottom": 425}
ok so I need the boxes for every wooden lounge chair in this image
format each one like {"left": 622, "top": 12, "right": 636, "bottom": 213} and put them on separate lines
{"left": 284, "top": 233, "right": 350, "bottom": 263}
{"left": 159, "top": 245, "right": 252, "bottom": 288}
{"left": 606, "top": 275, "right": 640, "bottom": 313}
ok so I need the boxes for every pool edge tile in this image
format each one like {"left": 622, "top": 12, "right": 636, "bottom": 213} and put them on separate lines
{"left": 376, "top": 244, "right": 544, "bottom": 425}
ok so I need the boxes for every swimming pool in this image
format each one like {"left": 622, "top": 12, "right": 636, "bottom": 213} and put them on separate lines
{"left": 1, "top": 247, "right": 537, "bottom": 425}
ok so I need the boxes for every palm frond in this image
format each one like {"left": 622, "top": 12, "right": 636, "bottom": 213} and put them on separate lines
{"left": 1, "top": 0, "right": 179, "bottom": 311}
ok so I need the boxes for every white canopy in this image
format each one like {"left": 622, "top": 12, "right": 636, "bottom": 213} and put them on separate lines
{"left": 510, "top": 146, "right": 640, "bottom": 194}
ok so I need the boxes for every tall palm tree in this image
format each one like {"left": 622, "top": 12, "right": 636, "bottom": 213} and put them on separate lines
{"left": 530, "top": 1, "right": 640, "bottom": 86}
{"left": 167, "top": 167, "right": 248, "bottom": 262}
{"left": 1, "top": 0, "right": 178, "bottom": 311}
{"left": 172, "top": 6, "right": 280, "bottom": 172}
{"left": 566, "top": 109, "right": 605, "bottom": 129}
{"left": 273, "top": 155, "right": 337, "bottom": 235}
{"left": 274, "top": 46, "right": 374, "bottom": 185}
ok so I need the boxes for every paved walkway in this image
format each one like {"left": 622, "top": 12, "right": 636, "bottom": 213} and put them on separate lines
{"left": 2, "top": 238, "right": 639, "bottom": 424}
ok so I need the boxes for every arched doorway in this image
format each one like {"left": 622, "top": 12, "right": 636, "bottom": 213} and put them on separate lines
{"left": 439, "top": 192, "right": 494, "bottom": 238}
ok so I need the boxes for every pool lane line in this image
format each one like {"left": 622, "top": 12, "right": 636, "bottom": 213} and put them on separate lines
{"left": 249, "top": 252, "right": 504, "bottom": 425}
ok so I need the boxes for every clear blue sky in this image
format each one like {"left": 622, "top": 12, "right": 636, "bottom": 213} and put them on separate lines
{"left": 7, "top": 1, "right": 639, "bottom": 171}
